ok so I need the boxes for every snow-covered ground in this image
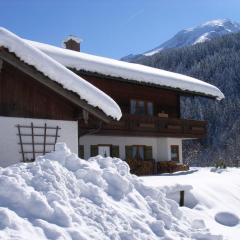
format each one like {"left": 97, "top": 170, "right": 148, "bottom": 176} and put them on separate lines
{"left": 0, "top": 143, "right": 223, "bottom": 240}
{"left": 142, "top": 168, "right": 240, "bottom": 240}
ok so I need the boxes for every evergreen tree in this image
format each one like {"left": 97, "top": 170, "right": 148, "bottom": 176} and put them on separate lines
{"left": 130, "top": 32, "right": 240, "bottom": 166}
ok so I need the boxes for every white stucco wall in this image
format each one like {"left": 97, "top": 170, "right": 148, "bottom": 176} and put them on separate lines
{"left": 157, "top": 138, "right": 169, "bottom": 161}
{"left": 0, "top": 116, "right": 78, "bottom": 167}
{"left": 80, "top": 135, "right": 158, "bottom": 160}
{"left": 79, "top": 135, "right": 183, "bottom": 163}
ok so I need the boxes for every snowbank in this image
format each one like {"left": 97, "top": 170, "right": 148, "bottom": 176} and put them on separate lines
{"left": 0, "top": 27, "right": 121, "bottom": 120}
{"left": 0, "top": 144, "right": 222, "bottom": 240}
{"left": 26, "top": 39, "right": 224, "bottom": 100}
{"left": 142, "top": 168, "right": 240, "bottom": 240}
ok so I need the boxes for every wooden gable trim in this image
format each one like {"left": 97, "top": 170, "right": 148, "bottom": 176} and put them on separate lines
{"left": 0, "top": 48, "right": 112, "bottom": 123}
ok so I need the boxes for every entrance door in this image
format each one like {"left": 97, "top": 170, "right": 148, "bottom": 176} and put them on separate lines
{"left": 98, "top": 146, "right": 110, "bottom": 157}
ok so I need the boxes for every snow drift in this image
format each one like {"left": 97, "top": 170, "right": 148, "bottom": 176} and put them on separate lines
{"left": 0, "top": 143, "right": 222, "bottom": 240}
{"left": 142, "top": 168, "right": 240, "bottom": 240}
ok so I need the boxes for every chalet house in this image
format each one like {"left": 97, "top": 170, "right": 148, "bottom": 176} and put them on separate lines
{"left": 0, "top": 27, "right": 224, "bottom": 174}
{"left": 0, "top": 28, "right": 121, "bottom": 167}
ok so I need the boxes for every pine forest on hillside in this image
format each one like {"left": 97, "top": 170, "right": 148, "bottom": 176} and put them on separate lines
{"left": 131, "top": 32, "right": 240, "bottom": 166}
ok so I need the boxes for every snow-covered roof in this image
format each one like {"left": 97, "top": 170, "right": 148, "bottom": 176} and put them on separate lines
{"left": 0, "top": 27, "right": 122, "bottom": 120}
{"left": 26, "top": 40, "right": 224, "bottom": 100}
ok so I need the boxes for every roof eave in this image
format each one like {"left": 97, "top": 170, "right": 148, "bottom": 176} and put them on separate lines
{"left": 0, "top": 48, "right": 115, "bottom": 123}
{"left": 76, "top": 69, "right": 221, "bottom": 100}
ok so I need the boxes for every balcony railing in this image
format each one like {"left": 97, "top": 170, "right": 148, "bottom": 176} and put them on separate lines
{"left": 99, "top": 114, "right": 207, "bottom": 138}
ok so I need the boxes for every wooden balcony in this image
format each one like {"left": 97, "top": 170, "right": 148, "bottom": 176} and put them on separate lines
{"left": 97, "top": 114, "right": 207, "bottom": 138}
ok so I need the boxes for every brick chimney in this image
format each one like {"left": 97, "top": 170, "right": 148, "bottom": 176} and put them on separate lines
{"left": 63, "top": 35, "right": 82, "bottom": 52}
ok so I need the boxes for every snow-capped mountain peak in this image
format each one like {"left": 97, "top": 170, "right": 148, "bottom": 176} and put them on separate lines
{"left": 201, "top": 19, "right": 235, "bottom": 27}
{"left": 143, "top": 19, "right": 240, "bottom": 56}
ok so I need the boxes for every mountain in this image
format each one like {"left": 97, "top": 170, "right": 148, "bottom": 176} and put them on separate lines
{"left": 120, "top": 54, "right": 141, "bottom": 62}
{"left": 131, "top": 32, "right": 240, "bottom": 166}
{"left": 144, "top": 19, "right": 240, "bottom": 56}
{"left": 122, "top": 19, "right": 240, "bottom": 61}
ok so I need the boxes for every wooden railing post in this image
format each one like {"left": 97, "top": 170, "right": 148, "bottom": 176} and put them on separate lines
{"left": 179, "top": 190, "right": 185, "bottom": 206}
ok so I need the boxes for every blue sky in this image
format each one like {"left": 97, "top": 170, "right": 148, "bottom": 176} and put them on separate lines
{"left": 1, "top": 0, "right": 240, "bottom": 59}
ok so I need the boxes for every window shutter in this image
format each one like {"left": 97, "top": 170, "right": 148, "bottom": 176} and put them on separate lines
{"left": 79, "top": 145, "right": 84, "bottom": 159}
{"left": 111, "top": 145, "right": 119, "bottom": 158}
{"left": 90, "top": 145, "right": 98, "bottom": 157}
{"left": 144, "top": 146, "right": 153, "bottom": 160}
{"left": 125, "top": 146, "right": 132, "bottom": 160}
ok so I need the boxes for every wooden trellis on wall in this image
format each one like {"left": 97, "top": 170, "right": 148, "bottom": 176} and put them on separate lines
{"left": 16, "top": 123, "right": 61, "bottom": 162}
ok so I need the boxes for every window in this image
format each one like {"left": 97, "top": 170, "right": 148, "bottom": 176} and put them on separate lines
{"left": 132, "top": 145, "right": 144, "bottom": 160}
{"left": 171, "top": 145, "right": 179, "bottom": 162}
{"left": 130, "top": 100, "right": 136, "bottom": 114}
{"left": 90, "top": 145, "right": 119, "bottom": 158}
{"left": 130, "top": 100, "right": 154, "bottom": 116}
{"left": 147, "top": 102, "right": 153, "bottom": 116}
{"left": 137, "top": 101, "right": 145, "bottom": 115}
{"left": 125, "top": 145, "right": 152, "bottom": 161}
{"left": 98, "top": 146, "right": 111, "bottom": 157}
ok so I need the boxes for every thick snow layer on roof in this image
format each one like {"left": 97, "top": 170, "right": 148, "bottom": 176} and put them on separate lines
{"left": 0, "top": 28, "right": 121, "bottom": 120}
{"left": 27, "top": 40, "right": 224, "bottom": 100}
{"left": 0, "top": 143, "right": 222, "bottom": 239}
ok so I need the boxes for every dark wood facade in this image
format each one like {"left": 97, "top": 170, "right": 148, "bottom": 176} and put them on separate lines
{"left": 0, "top": 48, "right": 112, "bottom": 123}
{"left": 0, "top": 49, "right": 207, "bottom": 139}
{"left": 78, "top": 72, "right": 207, "bottom": 138}
{"left": 80, "top": 73, "right": 180, "bottom": 118}
{"left": 0, "top": 61, "right": 79, "bottom": 120}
